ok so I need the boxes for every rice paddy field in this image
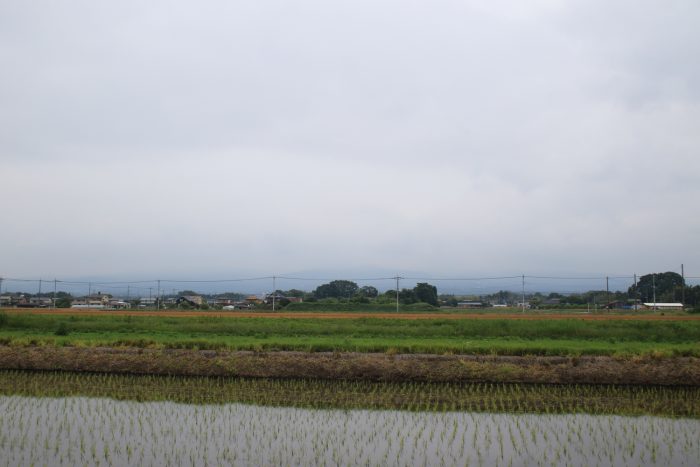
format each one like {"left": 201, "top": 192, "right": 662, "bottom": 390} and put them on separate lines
{"left": 0, "top": 371, "right": 699, "bottom": 466}
{"left": 1, "top": 390, "right": 698, "bottom": 467}
{"left": 1, "top": 307, "right": 699, "bottom": 466}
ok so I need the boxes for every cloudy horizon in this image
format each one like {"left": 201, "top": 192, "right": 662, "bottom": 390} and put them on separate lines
{"left": 2, "top": 1, "right": 699, "bottom": 286}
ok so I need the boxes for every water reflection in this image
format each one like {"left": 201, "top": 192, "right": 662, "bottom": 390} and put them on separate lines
{"left": 0, "top": 396, "right": 698, "bottom": 466}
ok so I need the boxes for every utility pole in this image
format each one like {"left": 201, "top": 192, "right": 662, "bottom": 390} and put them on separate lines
{"left": 681, "top": 264, "right": 685, "bottom": 305}
{"left": 634, "top": 273, "right": 638, "bottom": 309}
{"left": 157, "top": 280, "right": 161, "bottom": 310}
{"left": 395, "top": 275, "right": 401, "bottom": 313}
{"left": 521, "top": 275, "right": 525, "bottom": 312}
{"left": 53, "top": 279, "right": 57, "bottom": 309}
{"left": 272, "top": 275, "right": 276, "bottom": 312}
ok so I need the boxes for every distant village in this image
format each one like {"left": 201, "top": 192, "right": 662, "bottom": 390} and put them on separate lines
{"left": 0, "top": 291, "right": 300, "bottom": 310}
{"left": 0, "top": 289, "right": 688, "bottom": 312}
{"left": 0, "top": 271, "right": 694, "bottom": 311}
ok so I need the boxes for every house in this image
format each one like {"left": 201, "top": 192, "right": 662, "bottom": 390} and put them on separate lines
{"left": 84, "top": 294, "right": 111, "bottom": 306}
{"left": 176, "top": 297, "right": 193, "bottom": 306}
{"left": 176, "top": 296, "right": 202, "bottom": 307}
{"left": 183, "top": 295, "right": 204, "bottom": 306}
{"left": 245, "top": 295, "right": 262, "bottom": 305}
{"left": 29, "top": 297, "right": 52, "bottom": 307}
{"left": 12, "top": 295, "right": 29, "bottom": 306}
{"left": 139, "top": 297, "right": 156, "bottom": 307}
{"left": 108, "top": 299, "right": 131, "bottom": 309}
{"left": 212, "top": 298, "right": 235, "bottom": 307}
{"left": 71, "top": 300, "right": 106, "bottom": 309}
{"left": 264, "top": 293, "right": 287, "bottom": 304}
{"left": 5, "top": 295, "right": 53, "bottom": 308}
{"left": 17, "top": 296, "right": 52, "bottom": 308}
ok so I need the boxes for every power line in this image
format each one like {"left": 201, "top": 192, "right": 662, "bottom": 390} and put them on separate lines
{"left": 1, "top": 272, "right": 696, "bottom": 295}
{"left": 402, "top": 276, "right": 522, "bottom": 281}
{"left": 159, "top": 277, "right": 273, "bottom": 283}
{"left": 528, "top": 276, "right": 607, "bottom": 280}
{"left": 276, "top": 276, "right": 397, "bottom": 281}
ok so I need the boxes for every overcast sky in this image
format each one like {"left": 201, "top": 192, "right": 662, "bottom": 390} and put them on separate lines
{"left": 1, "top": 0, "right": 699, "bottom": 286}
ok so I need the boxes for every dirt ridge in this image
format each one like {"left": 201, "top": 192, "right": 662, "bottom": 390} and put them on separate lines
{"left": 0, "top": 345, "right": 698, "bottom": 385}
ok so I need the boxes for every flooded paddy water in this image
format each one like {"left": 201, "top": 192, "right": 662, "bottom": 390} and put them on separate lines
{"left": 0, "top": 371, "right": 698, "bottom": 466}
{"left": 0, "top": 396, "right": 698, "bottom": 467}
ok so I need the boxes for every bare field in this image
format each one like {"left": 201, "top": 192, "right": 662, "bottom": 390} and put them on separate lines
{"left": 2, "top": 307, "right": 698, "bottom": 321}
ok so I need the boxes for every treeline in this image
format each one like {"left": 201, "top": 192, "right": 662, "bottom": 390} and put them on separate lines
{"left": 466, "top": 272, "right": 699, "bottom": 309}
{"left": 271, "top": 280, "right": 439, "bottom": 308}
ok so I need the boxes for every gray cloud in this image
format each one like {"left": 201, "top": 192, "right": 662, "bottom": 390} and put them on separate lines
{"left": 1, "top": 0, "right": 699, "bottom": 282}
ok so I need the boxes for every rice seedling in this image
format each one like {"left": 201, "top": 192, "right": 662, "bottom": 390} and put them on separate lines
{"left": 4, "top": 369, "right": 693, "bottom": 418}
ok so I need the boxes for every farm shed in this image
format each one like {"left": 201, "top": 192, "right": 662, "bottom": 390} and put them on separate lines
{"left": 642, "top": 303, "right": 684, "bottom": 310}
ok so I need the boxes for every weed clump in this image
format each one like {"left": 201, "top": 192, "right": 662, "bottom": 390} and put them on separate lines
{"left": 54, "top": 322, "right": 70, "bottom": 336}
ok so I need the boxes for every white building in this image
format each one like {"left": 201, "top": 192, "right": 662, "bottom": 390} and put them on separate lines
{"left": 642, "top": 303, "right": 684, "bottom": 310}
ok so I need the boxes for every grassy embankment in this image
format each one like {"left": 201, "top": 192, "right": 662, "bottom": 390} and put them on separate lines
{"left": 0, "top": 311, "right": 699, "bottom": 357}
{"left": 2, "top": 370, "right": 698, "bottom": 417}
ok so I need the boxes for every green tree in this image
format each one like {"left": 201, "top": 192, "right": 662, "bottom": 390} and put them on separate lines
{"left": 413, "top": 283, "right": 438, "bottom": 306}
{"left": 313, "top": 280, "right": 359, "bottom": 299}
{"left": 283, "top": 289, "right": 306, "bottom": 298}
{"left": 55, "top": 297, "right": 72, "bottom": 308}
{"left": 440, "top": 295, "right": 459, "bottom": 307}
{"left": 399, "top": 288, "right": 417, "bottom": 304}
{"left": 177, "top": 290, "right": 199, "bottom": 296}
{"left": 357, "top": 286, "right": 378, "bottom": 298}
{"left": 216, "top": 292, "right": 245, "bottom": 300}
{"left": 561, "top": 294, "right": 586, "bottom": 305}
{"left": 628, "top": 272, "right": 684, "bottom": 302}
{"left": 684, "top": 285, "right": 700, "bottom": 308}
